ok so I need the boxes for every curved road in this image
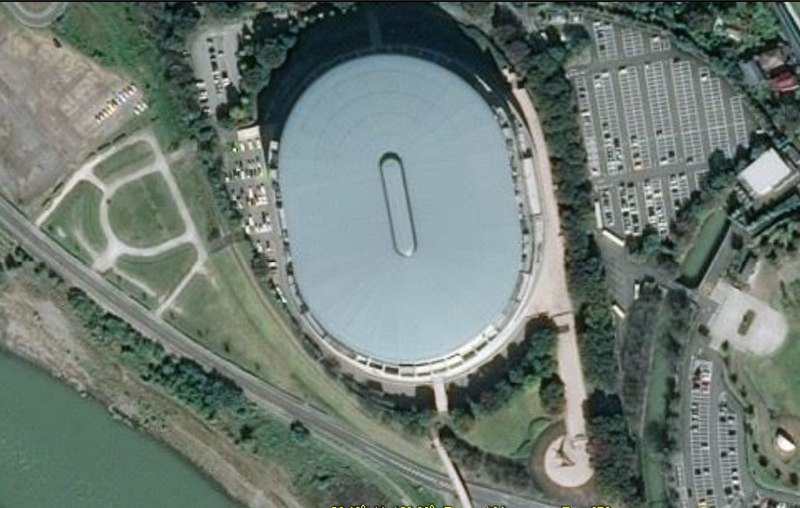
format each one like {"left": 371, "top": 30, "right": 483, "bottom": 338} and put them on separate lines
{"left": 4, "top": 2, "right": 66, "bottom": 28}
{"left": 0, "top": 197, "right": 557, "bottom": 508}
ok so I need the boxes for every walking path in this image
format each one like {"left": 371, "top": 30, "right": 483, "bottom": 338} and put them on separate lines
{"left": 431, "top": 431, "right": 473, "bottom": 508}
{"left": 504, "top": 70, "right": 594, "bottom": 488}
{"left": 36, "top": 131, "right": 208, "bottom": 313}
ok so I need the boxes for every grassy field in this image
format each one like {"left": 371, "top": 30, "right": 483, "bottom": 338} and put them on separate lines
{"left": 459, "top": 382, "right": 552, "bottom": 459}
{"left": 172, "top": 157, "right": 224, "bottom": 245}
{"left": 108, "top": 173, "right": 185, "bottom": 248}
{"left": 52, "top": 3, "right": 186, "bottom": 148}
{"left": 42, "top": 181, "right": 106, "bottom": 264}
{"left": 105, "top": 270, "right": 158, "bottom": 309}
{"left": 166, "top": 243, "right": 440, "bottom": 469}
{"left": 679, "top": 208, "right": 729, "bottom": 287}
{"left": 116, "top": 243, "right": 197, "bottom": 298}
{"left": 740, "top": 279, "right": 800, "bottom": 417}
{"left": 640, "top": 330, "right": 672, "bottom": 508}
{"left": 733, "top": 273, "right": 800, "bottom": 491}
{"left": 94, "top": 140, "right": 155, "bottom": 183}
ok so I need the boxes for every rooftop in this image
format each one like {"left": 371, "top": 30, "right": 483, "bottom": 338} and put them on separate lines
{"left": 277, "top": 54, "right": 523, "bottom": 363}
{"left": 738, "top": 148, "right": 795, "bottom": 198}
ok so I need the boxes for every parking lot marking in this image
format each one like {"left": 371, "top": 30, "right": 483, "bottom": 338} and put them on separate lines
{"left": 570, "top": 71, "right": 603, "bottom": 176}
{"left": 617, "top": 180, "right": 642, "bottom": 235}
{"left": 650, "top": 33, "right": 671, "bottom": 52}
{"left": 699, "top": 67, "right": 732, "bottom": 157}
{"left": 642, "top": 178, "right": 668, "bottom": 235}
{"left": 644, "top": 61, "right": 678, "bottom": 166}
{"left": 618, "top": 66, "right": 653, "bottom": 171}
{"left": 598, "top": 184, "right": 616, "bottom": 228}
{"left": 593, "top": 71, "right": 625, "bottom": 174}
{"left": 592, "top": 21, "right": 618, "bottom": 61}
{"left": 672, "top": 60, "right": 705, "bottom": 164}
{"left": 689, "top": 359, "right": 716, "bottom": 508}
{"left": 716, "top": 394, "right": 743, "bottom": 506}
{"left": 668, "top": 172, "right": 691, "bottom": 211}
{"left": 730, "top": 96, "right": 749, "bottom": 150}
{"left": 621, "top": 27, "right": 645, "bottom": 57}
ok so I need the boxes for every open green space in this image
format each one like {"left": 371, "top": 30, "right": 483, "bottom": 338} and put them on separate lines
{"left": 172, "top": 157, "right": 223, "bottom": 245}
{"left": 679, "top": 208, "right": 729, "bottom": 287}
{"left": 42, "top": 182, "right": 106, "bottom": 264}
{"left": 116, "top": 243, "right": 196, "bottom": 298}
{"left": 640, "top": 331, "right": 672, "bottom": 508}
{"left": 108, "top": 173, "right": 185, "bottom": 248}
{"left": 93, "top": 140, "right": 155, "bottom": 183}
{"left": 732, "top": 275, "right": 800, "bottom": 491}
{"left": 105, "top": 270, "right": 158, "bottom": 310}
{"left": 165, "top": 243, "right": 440, "bottom": 470}
{"left": 52, "top": 3, "right": 187, "bottom": 148}
{"left": 740, "top": 278, "right": 800, "bottom": 417}
{"left": 459, "top": 382, "right": 551, "bottom": 459}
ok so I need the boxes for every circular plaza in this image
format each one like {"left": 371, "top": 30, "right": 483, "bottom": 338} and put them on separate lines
{"left": 276, "top": 54, "right": 530, "bottom": 376}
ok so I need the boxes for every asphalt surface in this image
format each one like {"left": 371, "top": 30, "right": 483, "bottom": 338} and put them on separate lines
{"left": 0, "top": 196, "right": 557, "bottom": 508}
{"left": 4, "top": 2, "right": 66, "bottom": 28}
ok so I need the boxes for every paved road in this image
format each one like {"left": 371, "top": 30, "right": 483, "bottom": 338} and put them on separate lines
{"left": 4, "top": 2, "right": 66, "bottom": 28}
{"left": 0, "top": 196, "right": 558, "bottom": 508}
{"left": 773, "top": 3, "right": 800, "bottom": 61}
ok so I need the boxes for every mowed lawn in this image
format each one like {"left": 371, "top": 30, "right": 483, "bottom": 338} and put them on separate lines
{"left": 94, "top": 140, "right": 155, "bottom": 183}
{"left": 105, "top": 270, "right": 158, "bottom": 309}
{"left": 115, "top": 243, "right": 197, "bottom": 297}
{"left": 167, "top": 246, "right": 317, "bottom": 386}
{"left": 741, "top": 288, "right": 800, "bottom": 418}
{"left": 108, "top": 173, "right": 185, "bottom": 248}
{"left": 172, "top": 157, "right": 222, "bottom": 245}
{"left": 460, "top": 382, "right": 552, "bottom": 459}
{"left": 641, "top": 330, "right": 672, "bottom": 507}
{"left": 42, "top": 181, "right": 106, "bottom": 264}
{"left": 166, "top": 243, "right": 440, "bottom": 469}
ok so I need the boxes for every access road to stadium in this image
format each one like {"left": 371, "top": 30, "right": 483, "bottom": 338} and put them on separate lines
{"left": 505, "top": 69, "right": 594, "bottom": 488}
{"left": 4, "top": 2, "right": 66, "bottom": 28}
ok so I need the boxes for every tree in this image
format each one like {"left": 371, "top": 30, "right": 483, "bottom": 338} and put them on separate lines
{"left": 539, "top": 374, "right": 566, "bottom": 414}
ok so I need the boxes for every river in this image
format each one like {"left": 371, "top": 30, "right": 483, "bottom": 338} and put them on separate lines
{"left": 0, "top": 351, "right": 237, "bottom": 507}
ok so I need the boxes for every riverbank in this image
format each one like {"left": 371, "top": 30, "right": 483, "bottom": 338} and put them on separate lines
{"left": 0, "top": 271, "right": 305, "bottom": 508}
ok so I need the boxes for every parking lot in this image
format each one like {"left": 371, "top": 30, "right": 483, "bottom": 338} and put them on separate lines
{"left": 689, "top": 359, "right": 716, "bottom": 507}
{"left": 683, "top": 356, "right": 752, "bottom": 508}
{"left": 717, "top": 394, "right": 744, "bottom": 505}
{"left": 223, "top": 126, "right": 277, "bottom": 260}
{"left": 570, "top": 18, "right": 752, "bottom": 238}
{"left": 190, "top": 22, "right": 244, "bottom": 117}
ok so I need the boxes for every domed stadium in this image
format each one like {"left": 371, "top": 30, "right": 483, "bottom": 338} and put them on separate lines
{"left": 277, "top": 53, "right": 524, "bottom": 366}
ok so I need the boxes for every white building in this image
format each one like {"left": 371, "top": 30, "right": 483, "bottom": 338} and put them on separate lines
{"left": 738, "top": 148, "right": 797, "bottom": 202}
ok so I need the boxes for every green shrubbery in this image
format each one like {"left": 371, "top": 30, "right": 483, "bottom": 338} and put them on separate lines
{"left": 63, "top": 284, "right": 400, "bottom": 505}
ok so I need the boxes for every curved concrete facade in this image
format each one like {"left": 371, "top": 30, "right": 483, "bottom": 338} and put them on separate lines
{"left": 278, "top": 54, "right": 523, "bottom": 364}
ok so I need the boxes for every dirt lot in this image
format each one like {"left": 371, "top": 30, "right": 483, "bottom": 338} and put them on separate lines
{"left": 0, "top": 12, "right": 135, "bottom": 212}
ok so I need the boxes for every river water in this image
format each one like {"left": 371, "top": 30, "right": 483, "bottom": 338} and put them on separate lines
{"left": 0, "top": 351, "right": 237, "bottom": 507}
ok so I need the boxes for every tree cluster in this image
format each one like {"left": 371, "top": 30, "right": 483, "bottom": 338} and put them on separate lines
{"left": 439, "top": 426, "right": 534, "bottom": 492}
{"left": 451, "top": 317, "right": 561, "bottom": 416}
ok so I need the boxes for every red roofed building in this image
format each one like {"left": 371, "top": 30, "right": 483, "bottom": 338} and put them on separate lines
{"left": 770, "top": 71, "right": 799, "bottom": 92}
